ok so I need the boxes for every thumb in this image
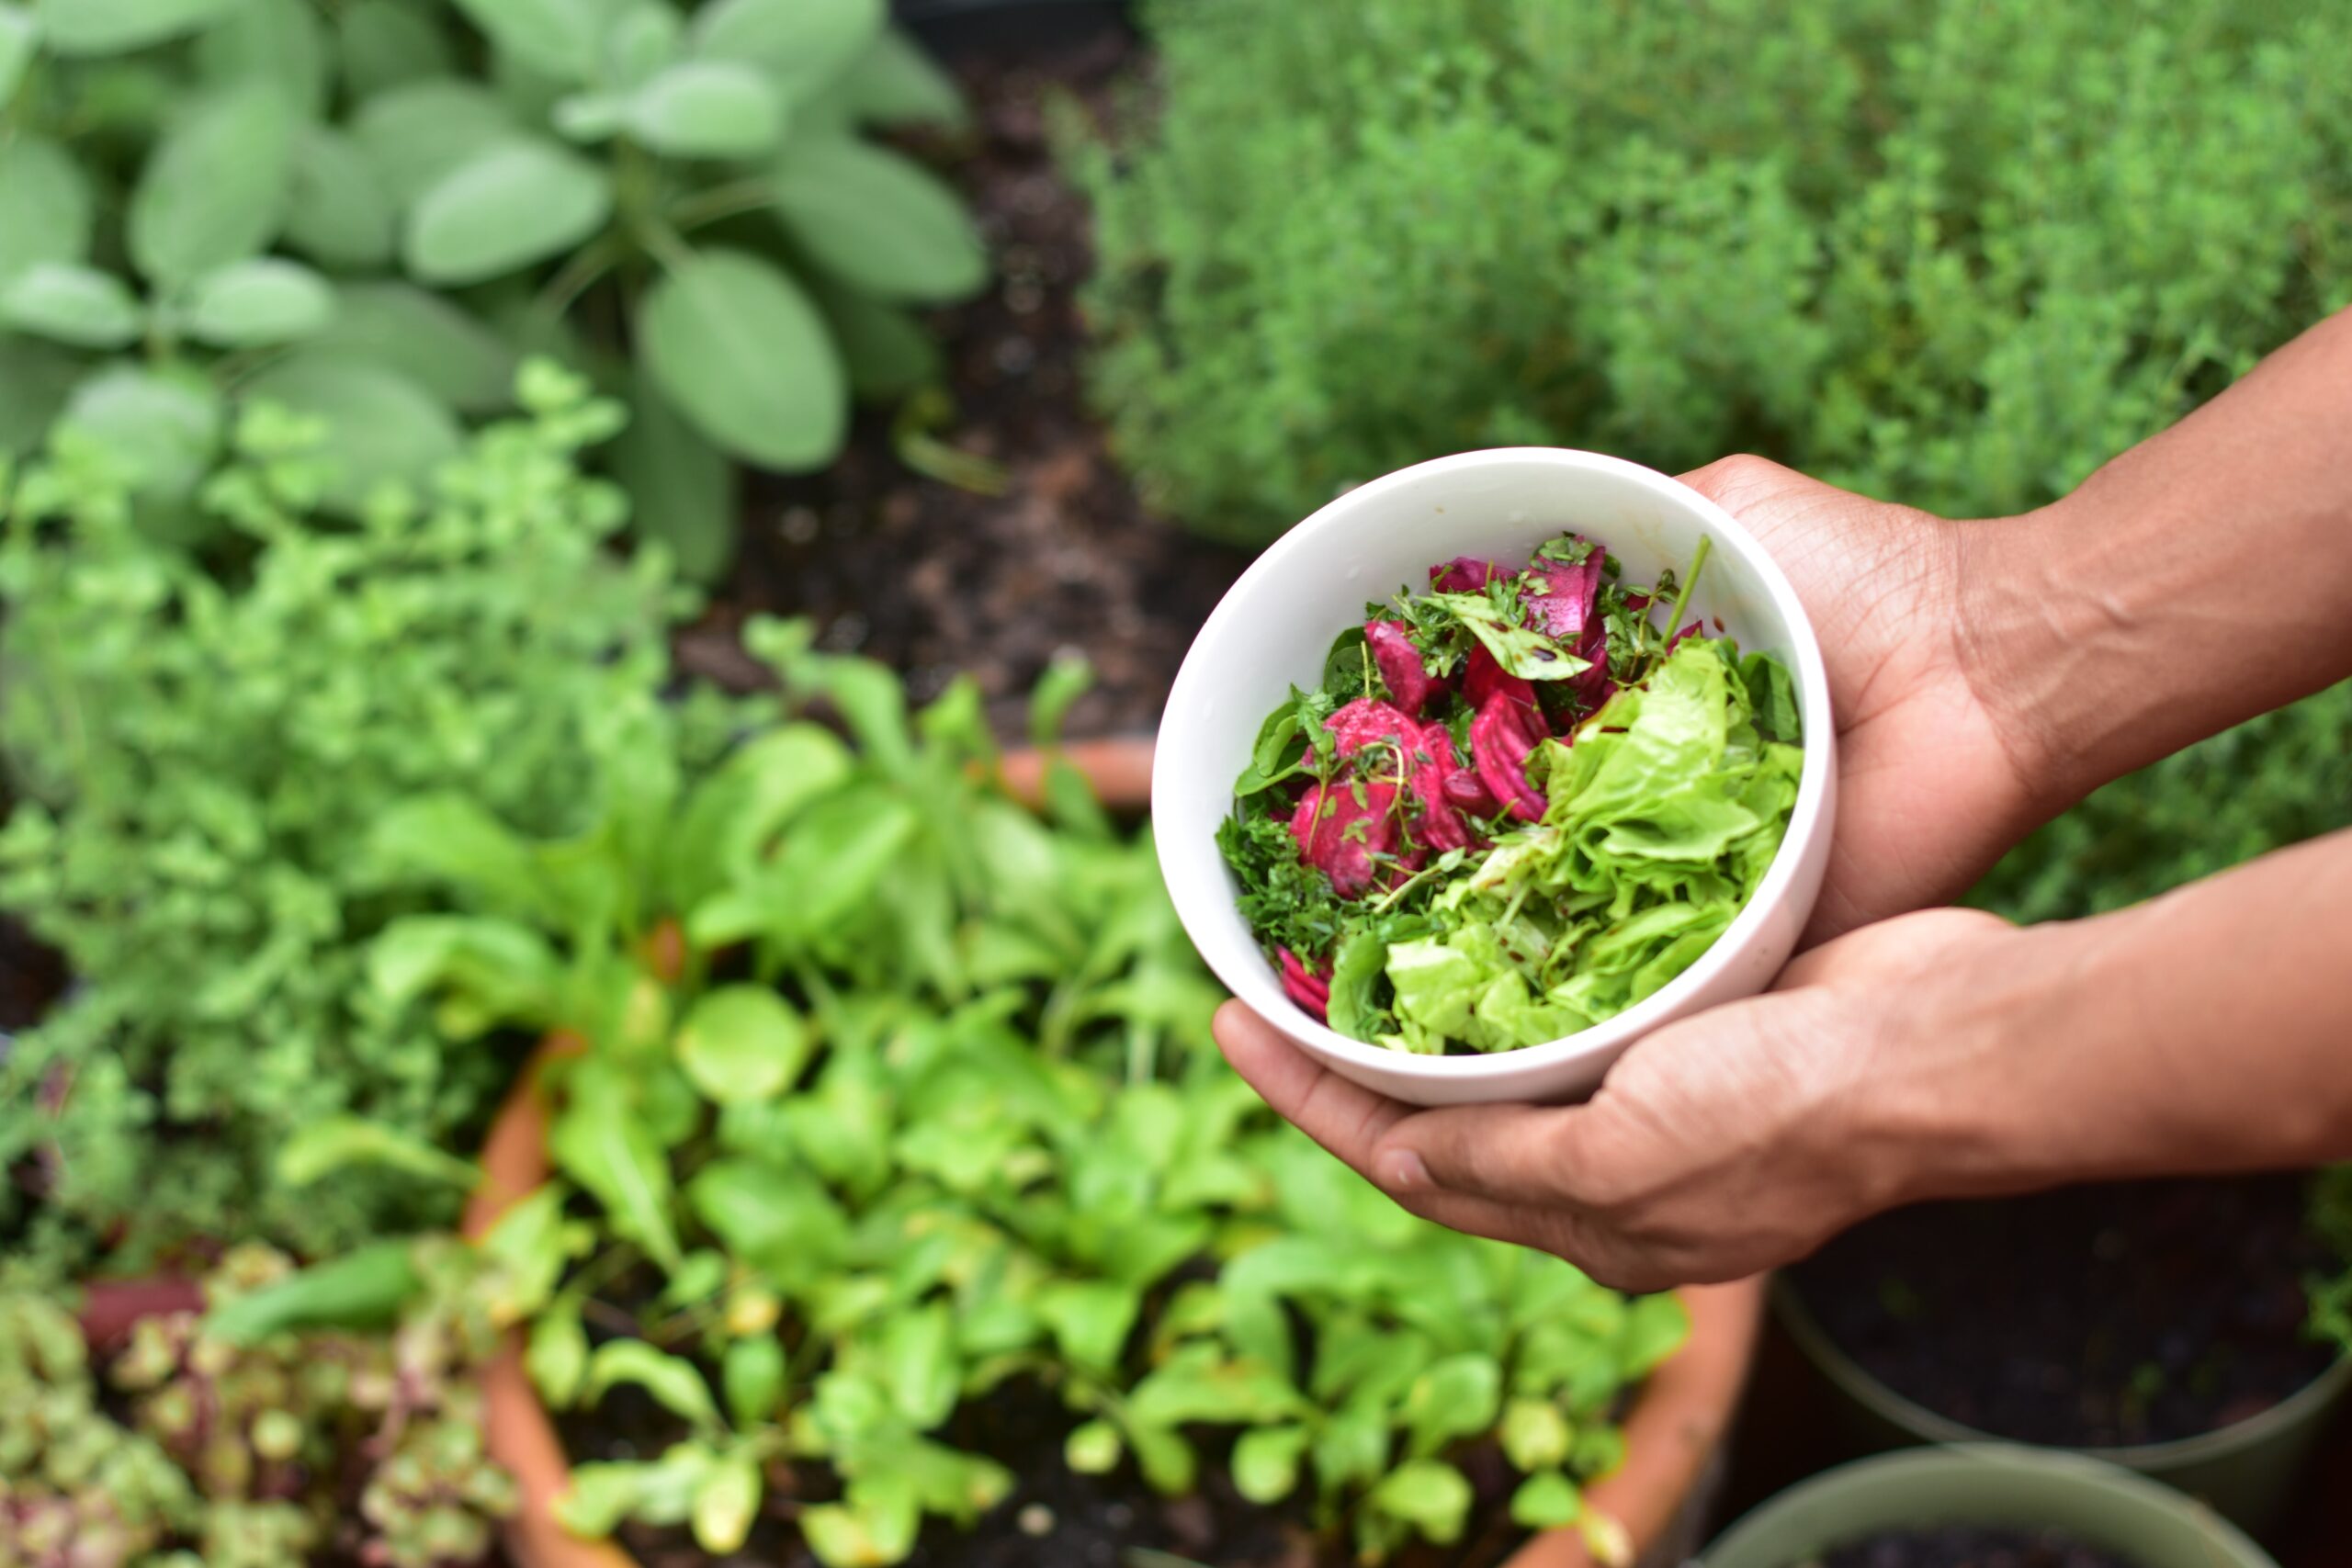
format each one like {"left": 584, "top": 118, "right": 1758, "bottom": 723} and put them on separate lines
{"left": 1368, "top": 1101, "right": 1589, "bottom": 1207}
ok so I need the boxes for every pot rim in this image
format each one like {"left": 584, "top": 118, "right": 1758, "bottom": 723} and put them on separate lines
{"left": 1770, "top": 1272, "right": 2352, "bottom": 1471}
{"left": 1698, "top": 1444, "right": 2279, "bottom": 1568}
{"left": 467, "top": 738, "right": 1764, "bottom": 1568}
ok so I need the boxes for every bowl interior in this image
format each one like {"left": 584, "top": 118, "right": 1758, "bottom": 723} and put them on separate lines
{"left": 1154, "top": 447, "right": 1830, "bottom": 1084}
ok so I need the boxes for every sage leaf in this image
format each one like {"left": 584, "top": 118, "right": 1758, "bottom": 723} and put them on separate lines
{"left": 611, "top": 367, "right": 736, "bottom": 581}
{"left": 404, "top": 138, "right": 612, "bottom": 286}
{"left": 314, "top": 283, "right": 516, "bottom": 415}
{"left": 0, "top": 6, "right": 36, "bottom": 109}
{"left": 338, "top": 2, "right": 457, "bottom": 100}
{"left": 185, "top": 258, "right": 335, "bottom": 348}
{"left": 37, "top": 0, "right": 231, "bottom": 56}
{"left": 770, "top": 137, "right": 986, "bottom": 304}
{"left": 0, "top": 139, "right": 90, "bottom": 281}
{"left": 129, "top": 84, "right": 296, "bottom": 288}
{"left": 692, "top": 0, "right": 881, "bottom": 100}
{"left": 627, "top": 59, "right": 785, "bottom": 158}
{"left": 350, "top": 79, "right": 519, "bottom": 206}
{"left": 1, "top": 263, "right": 142, "bottom": 349}
{"left": 194, "top": 0, "right": 327, "bottom": 116}
{"left": 284, "top": 126, "right": 398, "bottom": 269}
{"left": 451, "top": 0, "right": 601, "bottom": 85}
{"left": 640, "top": 246, "right": 844, "bottom": 469}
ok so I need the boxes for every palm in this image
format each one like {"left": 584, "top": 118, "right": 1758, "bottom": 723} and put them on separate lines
{"left": 1676, "top": 457, "right": 2041, "bottom": 941}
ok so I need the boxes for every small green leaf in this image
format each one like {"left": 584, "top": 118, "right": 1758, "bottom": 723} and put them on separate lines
{"left": 601, "top": 1, "right": 679, "bottom": 89}
{"left": 0, "top": 139, "right": 91, "bottom": 281}
{"left": 239, "top": 355, "right": 461, "bottom": 513}
{"left": 876, "top": 1302, "right": 957, "bottom": 1427}
{"left": 0, "top": 6, "right": 38, "bottom": 109}
{"left": 692, "top": 0, "right": 881, "bottom": 99}
{"left": 692, "top": 1451, "right": 762, "bottom": 1554}
{"left": 829, "top": 28, "right": 964, "bottom": 130}
{"left": 1368, "top": 1459, "right": 1474, "bottom": 1545}
{"left": 451, "top": 0, "right": 601, "bottom": 84}
{"left": 1510, "top": 1470, "right": 1583, "bottom": 1530}
{"left": 316, "top": 282, "right": 516, "bottom": 415}
{"left": 1064, "top": 1419, "right": 1121, "bottom": 1474}
{"left": 1, "top": 263, "right": 142, "bottom": 348}
{"left": 185, "top": 257, "right": 334, "bottom": 347}
{"left": 130, "top": 84, "right": 296, "bottom": 287}
{"left": 37, "top": 0, "right": 230, "bottom": 55}
{"left": 527, "top": 1294, "right": 590, "bottom": 1407}
{"left": 195, "top": 0, "right": 327, "bottom": 116}
{"left": 549, "top": 1062, "right": 684, "bottom": 1271}
{"left": 722, "top": 1334, "right": 786, "bottom": 1427}
{"left": 770, "top": 137, "right": 986, "bottom": 303}
{"left": 350, "top": 79, "right": 519, "bottom": 206}
{"left": 1035, "top": 1280, "right": 1139, "bottom": 1373}
{"left": 1231, "top": 1425, "right": 1310, "bottom": 1505}
{"left": 404, "top": 138, "right": 612, "bottom": 285}
{"left": 675, "top": 986, "right": 810, "bottom": 1105}
{"left": 612, "top": 367, "right": 736, "bottom": 581}
{"left": 1500, "top": 1396, "right": 1572, "bottom": 1472}
{"left": 640, "top": 246, "right": 844, "bottom": 469}
{"left": 552, "top": 89, "right": 627, "bottom": 141}
{"left": 626, "top": 59, "right": 785, "bottom": 157}
{"left": 277, "top": 1115, "right": 480, "bottom": 1190}
{"left": 478, "top": 1183, "right": 575, "bottom": 1325}
{"left": 812, "top": 276, "right": 939, "bottom": 400}
{"left": 586, "top": 1340, "right": 723, "bottom": 1432}
{"left": 666, "top": 722, "right": 854, "bottom": 911}
{"left": 338, "top": 0, "right": 454, "bottom": 97}
{"left": 1402, "top": 1352, "right": 1503, "bottom": 1458}
{"left": 284, "top": 126, "right": 398, "bottom": 269}
{"left": 1619, "top": 1291, "right": 1690, "bottom": 1379}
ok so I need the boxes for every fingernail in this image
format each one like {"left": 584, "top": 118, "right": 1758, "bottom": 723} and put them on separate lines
{"left": 1379, "top": 1150, "right": 1430, "bottom": 1191}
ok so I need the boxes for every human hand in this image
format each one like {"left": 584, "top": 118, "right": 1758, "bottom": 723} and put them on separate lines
{"left": 1214, "top": 907, "right": 2022, "bottom": 1293}
{"left": 1676, "top": 457, "right": 2040, "bottom": 942}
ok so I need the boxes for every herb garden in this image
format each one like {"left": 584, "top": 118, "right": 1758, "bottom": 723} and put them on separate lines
{"left": 3, "top": 1, "right": 2350, "bottom": 1566}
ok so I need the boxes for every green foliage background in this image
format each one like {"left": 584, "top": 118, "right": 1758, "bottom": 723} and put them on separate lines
{"left": 1079, "top": 0, "right": 2352, "bottom": 919}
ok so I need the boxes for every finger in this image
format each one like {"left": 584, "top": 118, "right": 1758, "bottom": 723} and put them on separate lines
{"left": 1367, "top": 1101, "right": 1585, "bottom": 1208}
{"left": 1213, "top": 1000, "right": 1412, "bottom": 1176}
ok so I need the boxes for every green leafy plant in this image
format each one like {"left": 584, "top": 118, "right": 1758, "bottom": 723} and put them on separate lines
{"left": 381, "top": 636, "right": 1684, "bottom": 1565}
{"left": 1077, "top": 0, "right": 2352, "bottom": 543}
{"left": 0, "top": 1239, "right": 514, "bottom": 1568}
{"left": 0, "top": 0, "right": 982, "bottom": 578}
{"left": 0, "top": 363, "right": 678, "bottom": 1275}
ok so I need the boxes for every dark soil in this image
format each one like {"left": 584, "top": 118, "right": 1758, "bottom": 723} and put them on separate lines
{"left": 685, "top": 28, "right": 1249, "bottom": 740}
{"left": 0, "top": 915, "right": 66, "bottom": 1031}
{"left": 1786, "top": 1175, "right": 2341, "bottom": 1448}
{"left": 564, "top": 1375, "right": 1536, "bottom": 1568}
{"left": 1805, "top": 1526, "right": 2143, "bottom": 1568}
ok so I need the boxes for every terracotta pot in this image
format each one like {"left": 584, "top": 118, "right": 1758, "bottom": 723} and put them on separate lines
{"left": 465, "top": 738, "right": 1764, "bottom": 1568}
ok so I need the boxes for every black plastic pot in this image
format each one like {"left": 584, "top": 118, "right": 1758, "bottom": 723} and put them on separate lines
{"left": 1772, "top": 1278, "right": 2352, "bottom": 1537}
{"left": 892, "top": 0, "right": 1131, "bottom": 57}
{"left": 1701, "top": 1447, "right": 2278, "bottom": 1568}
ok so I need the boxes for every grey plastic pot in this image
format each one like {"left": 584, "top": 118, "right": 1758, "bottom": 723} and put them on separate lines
{"left": 1772, "top": 1277, "right": 2352, "bottom": 1535}
{"left": 1701, "top": 1446, "right": 2278, "bottom": 1568}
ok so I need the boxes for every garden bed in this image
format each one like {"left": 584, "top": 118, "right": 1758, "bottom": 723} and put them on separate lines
{"left": 680, "top": 29, "right": 1249, "bottom": 740}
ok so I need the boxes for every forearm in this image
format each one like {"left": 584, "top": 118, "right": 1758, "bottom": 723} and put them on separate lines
{"left": 1962, "top": 307, "right": 2352, "bottom": 817}
{"left": 1881, "top": 829, "right": 2352, "bottom": 1201}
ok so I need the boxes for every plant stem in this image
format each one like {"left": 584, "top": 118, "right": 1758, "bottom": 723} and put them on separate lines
{"left": 669, "top": 179, "right": 784, "bottom": 234}
{"left": 1660, "top": 534, "right": 1712, "bottom": 645}
{"left": 533, "top": 237, "right": 621, "bottom": 322}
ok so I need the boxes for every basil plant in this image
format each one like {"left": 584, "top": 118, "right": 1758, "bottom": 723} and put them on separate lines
{"left": 0, "top": 0, "right": 984, "bottom": 574}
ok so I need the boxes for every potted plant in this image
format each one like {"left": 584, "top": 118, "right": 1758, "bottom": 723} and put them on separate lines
{"left": 383, "top": 636, "right": 1763, "bottom": 1568}
{"left": 6, "top": 1242, "right": 514, "bottom": 1565}
{"left": 1774, "top": 1176, "right": 2352, "bottom": 1531}
{"left": 1698, "top": 1447, "right": 2278, "bottom": 1568}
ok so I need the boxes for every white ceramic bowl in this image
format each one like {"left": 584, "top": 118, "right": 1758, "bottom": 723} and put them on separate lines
{"left": 1153, "top": 448, "right": 1837, "bottom": 1106}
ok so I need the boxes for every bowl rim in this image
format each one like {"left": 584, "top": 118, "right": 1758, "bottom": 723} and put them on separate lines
{"left": 1152, "top": 445, "right": 1836, "bottom": 1082}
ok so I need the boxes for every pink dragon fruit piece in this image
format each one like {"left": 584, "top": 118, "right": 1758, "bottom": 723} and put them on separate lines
{"left": 1470, "top": 694, "right": 1547, "bottom": 823}
{"left": 1319, "top": 698, "right": 1470, "bottom": 854}
{"left": 1464, "top": 644, "right": 1545, "bottom": 737}
{"left": 1277, "top": 947, "right": 1331, "bottom": 1021}
{"left": 1428, "top": 557, "right": 1502, "bottom": 593}
{"left": 1290, "top": 778, "right": 1411, "bottom": 897}
{"left": 1363, "top": 619, "right": 1446, "bottom": 716}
